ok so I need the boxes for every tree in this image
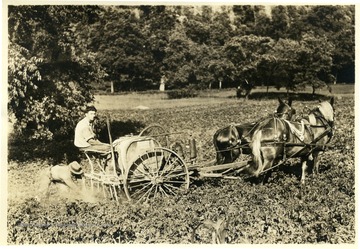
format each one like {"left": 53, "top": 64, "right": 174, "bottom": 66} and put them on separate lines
{"left": 87, "top": 6, "right": 177, "bottom": 91}
{"left": 326, "top": 6, "right": 354, "bottom": 83}
{"left": 285, "top": 6, "right": 310, "bottom": 40}
{"left": 294, "top": 33, "right": 335, "bottom": 94}
{"left": 208, "top": 8, "right": 234, "bottom": 46}
{"left": 162, "top": 24, "right": 195, "bottom": 88}
{"left": 256, "top": 54, "right": 278, "bottom": 92}
{"left": 271, "top": 34, "right": 334, "bottom": 94}
{"left": 224, "top": 35, "right": 275, "bottom": 86}
{"left": 252, "top": 6, "right": 273, "bottom": 37}
{"left": 87, "top": 6, "right": 154, "bottom": 91}
{"left": 303, "top": 5, "right": 355, "bottom": 83}
{"left": 270, "top": 38, "right": 305, "bottom": 92}
{"left": 8, "top": 6, "right": 104, "bottom": 140}
{"left": 184, "top": 19, "right": 211, "bottom": 45}
{"left": 206, "top": 55, "right": 236, "bottom": 89}
{"left": 139, "top": 6, "right": 177, "bottom": 84}
{"left": 270, "top": 5, "right": 290, "bottom": 40}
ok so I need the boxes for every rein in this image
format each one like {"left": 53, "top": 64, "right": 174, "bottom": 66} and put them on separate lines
{"left": 215, "top": 143, "right": 250, "bottom": 153}
{"left": 309, "top": 108, "right": 334, "bottom": 139}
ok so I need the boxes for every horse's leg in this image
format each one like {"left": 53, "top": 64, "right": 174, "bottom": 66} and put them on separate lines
{"left": 261, "top": 170, "right": 273, "bottom": 184}
{"left": 231, "top": 148, "right": 241, "bottom": 163}
{"left": 312, "top": 151, "right": 322, "bottom": 175}
{"left": 221, "top": 148, "right": 238, "bottom": 164}
{"left": 253, "top": 147, "right": 275, "bottom": 177}
{"left": 215, "top": 152, "right": 225, "bottom": 165}
{"left": 300, "top": 157, "right": 308, "bottom": 184}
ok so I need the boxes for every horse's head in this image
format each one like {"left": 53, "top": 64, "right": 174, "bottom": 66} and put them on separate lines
{"left": 317, "top": 97, "right": 335, "bottom": 126}
{"left": 275, "top": 97, "right": 296, "bottom": 120}
{"left": 213, "top": 124, "right": 241, "bottom": 164}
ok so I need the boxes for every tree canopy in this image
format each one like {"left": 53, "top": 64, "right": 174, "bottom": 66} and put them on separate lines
{"left": 8, "top": 5, "right": 355, "bottom": 140}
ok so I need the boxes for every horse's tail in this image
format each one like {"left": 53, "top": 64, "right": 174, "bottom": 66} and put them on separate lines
{"left": 250, "top": 129, "right": 263, "bottom": 176}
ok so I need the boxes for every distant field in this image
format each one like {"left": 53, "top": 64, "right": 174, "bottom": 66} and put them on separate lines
{"left": 94, "top": 84, "right": 354, "bottom": 110}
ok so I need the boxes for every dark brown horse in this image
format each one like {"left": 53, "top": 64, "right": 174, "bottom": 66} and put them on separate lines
{"left": 213, "top": 97, "right": 295, "bottom": 165}
{"left": 249, "top": 98, "right": 334, "bottom": 184}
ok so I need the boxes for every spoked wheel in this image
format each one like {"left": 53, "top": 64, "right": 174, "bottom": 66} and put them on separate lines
{"left": 123, "top": 147, "right": 190, "bottom": 202}
{"left": 139, "top": 124, "right": 168, "bottom": 147}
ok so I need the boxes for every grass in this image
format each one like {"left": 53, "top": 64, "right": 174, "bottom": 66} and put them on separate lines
{"left": 94, "top": 84, "right": 354, "bottom": 110}
{"left": 94, "top": 93, "right": 232, "bottom": 110}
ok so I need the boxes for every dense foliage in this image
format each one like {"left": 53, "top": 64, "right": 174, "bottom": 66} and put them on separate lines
{"left": 166, "top": 85, "right": 199, "bottom": 99}
{"left": 8, "top": 5, "right": 354, "bottom": 140}
{"left": 7, "top": 97, "right": 355, "bottom": 244}
{"left": 8, "top": 6, "right": 105, "bottom": 140}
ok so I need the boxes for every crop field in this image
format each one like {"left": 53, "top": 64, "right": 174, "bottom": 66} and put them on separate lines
{"left": 6, "top": 86, "right": 355, "bottom": 244}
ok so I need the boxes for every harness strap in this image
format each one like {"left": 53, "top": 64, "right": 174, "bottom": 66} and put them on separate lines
{"left": 230, "top": 124, "right": 240, "bottom": 144}
{"left": 274, "top": 117, "right": 278, "bottom": 141}
{"left": 284, "top": 120, "right": 305, "bottom": 141}
{"left": 252, "top": 105, "right": 334, "bottom": 177}
{"left": 254, "top": 124, "right": 333, "bottom": 177}
{"left": 308, "top": 114, "right": 317, "bottom": 126}
{"left": 253, "top": 128, "right": 333, "bottom": 177}
{"left": 304, "top": 123, "right": 314, "bottom": 142}
{"left": 242, "top": 122, "right": 258, "bottom": 140}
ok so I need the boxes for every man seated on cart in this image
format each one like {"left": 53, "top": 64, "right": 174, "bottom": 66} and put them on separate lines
{"left": 74, "top": 105, "right": 112, "bottom": 161}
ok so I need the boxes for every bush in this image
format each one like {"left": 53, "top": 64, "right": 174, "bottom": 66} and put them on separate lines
{"left": 167, "top": 86, "right": 199, "bottom": 99}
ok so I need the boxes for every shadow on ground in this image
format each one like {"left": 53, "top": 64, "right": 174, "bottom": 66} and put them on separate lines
{"left": 235, "top": 92, "right": 329, "bottom": 101}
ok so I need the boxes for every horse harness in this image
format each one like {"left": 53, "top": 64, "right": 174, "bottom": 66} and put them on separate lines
{"left": 257, "top": 108, "right": 334, "bottom": 175}
{"left": 273, "top": 109, "right": 295, "bottom": 121}
{"left": 214, "top": 103, "right": 296, "bottom": 164}
{"left": 226, "top": 124, "right": 242, "bottom": 162}
{"left": 215, "top": 109, "right": 295, "bottom": 156}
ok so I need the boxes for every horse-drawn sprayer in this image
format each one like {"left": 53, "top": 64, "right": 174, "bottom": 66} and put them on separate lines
{"left": 81, "top": 123, "right": 249, "bottom": 203}
{"left": 80, "top": 97, "right": 335, "bottom": 203}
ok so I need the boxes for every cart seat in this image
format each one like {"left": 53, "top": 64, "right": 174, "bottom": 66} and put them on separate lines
{"left": 79, "top": 148, "right": 111, "bottom": 157}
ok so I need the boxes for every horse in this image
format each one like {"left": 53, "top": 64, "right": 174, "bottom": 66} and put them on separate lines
{"left": 213, "top": 97, "right": 296, "bottom": 165}
{"left": 249, "top": 97, "right": 334, "bottom": 184}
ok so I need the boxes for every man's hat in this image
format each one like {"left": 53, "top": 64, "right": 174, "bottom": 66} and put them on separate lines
{"left": 85, "top": 105, "right": 97, "bottom": 113}
{"left": 69, "top": 161, "right": 83, "bottom": 175}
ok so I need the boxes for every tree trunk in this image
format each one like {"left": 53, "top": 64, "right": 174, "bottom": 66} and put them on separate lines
{"left": 219, "top": 80, "right": 222, "bottom": 89}
{"left": 110, "top": 81, "right": 114, "bottom": 93}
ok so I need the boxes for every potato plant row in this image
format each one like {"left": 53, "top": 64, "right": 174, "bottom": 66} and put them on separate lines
{"left": 7, "top": 97, "right": 355, "bottom": 244}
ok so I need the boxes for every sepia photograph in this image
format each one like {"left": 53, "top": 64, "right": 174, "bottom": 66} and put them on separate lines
{"left": 2, "top": 0, "right": 357, "bottom": 245}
